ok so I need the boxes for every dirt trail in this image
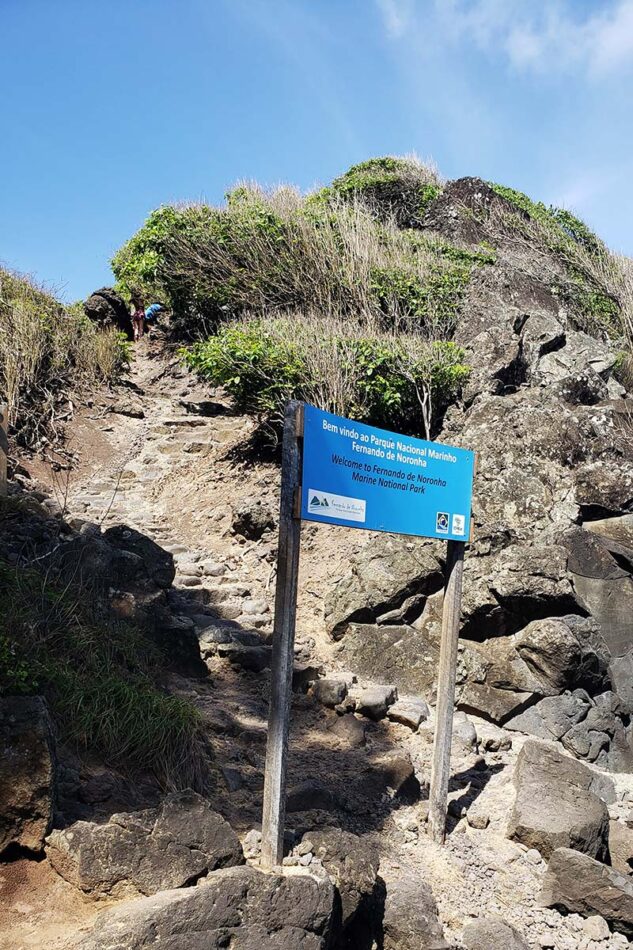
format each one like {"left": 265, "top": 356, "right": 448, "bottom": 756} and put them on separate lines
{"left": 6, "top": 337, "right": 631, "bottom": 950}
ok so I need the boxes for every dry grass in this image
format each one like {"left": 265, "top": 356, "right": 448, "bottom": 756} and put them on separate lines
{"left": 156, "top": 186, "right": 463, "bottom": 340}
{"left": 482, "top": 201, "right": 633, "bottom": 351}
{"left": 0, "top": 267, "right": 127, "bottom": 445}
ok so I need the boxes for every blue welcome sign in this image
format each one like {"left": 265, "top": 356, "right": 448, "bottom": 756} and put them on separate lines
{"left": 300, "top": 404, "right": 475, "bottom": 542}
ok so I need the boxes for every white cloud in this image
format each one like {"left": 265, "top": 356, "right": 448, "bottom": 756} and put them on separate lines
{"left": 376, "top": 0, "right": 414, "bottom": 38}
{"left": 376, "top": 0, "right": 633, "bottom": 78}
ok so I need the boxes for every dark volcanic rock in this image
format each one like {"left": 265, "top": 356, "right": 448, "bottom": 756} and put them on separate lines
{"left": 325, "top": 536, "right": 442, "bottom": 640}
{"left": 53, "top": 525, "right": 175, "bottom": 594}
{"left": 0, "top": 696, "right": 55, "bottom": 854}
{"left": 84, "top": 287, "right": 132, "bottom": 337}
{"left": 462, "top": 917, "right": 529, "bottom": 950}
{"left": 610, "top": 819, "right": 633, "bottom": 877}
{"left": 382, "top": 871, "right": 448, "bottom": 949}
{"left": 78, "top": 865, "right": 336, "bottom": 949}
{"left": 47, "top": 790, "right": 243, "bottom": 897}
{"left": 232, "top": 498, "right": 276, "bottom": 541}
{"left": 103, "top": 525, "right": 176, "bottom": 589}
{"left": 341, "top": 623, "right": 439, "bottom": 698}
{"left": 540, "top": 847, "right": 633, "bottom": 937}
{"left": 507, "top": 739, "right": 611, "bottom": 860}
{"left": 287, "top": 779, "right": 337, "bottom": 813}
{"left": 506, "top": 689, "right": 633, "bottom": 772}
{"left": 305, "top": 827, "right": 382, "bottom": 944}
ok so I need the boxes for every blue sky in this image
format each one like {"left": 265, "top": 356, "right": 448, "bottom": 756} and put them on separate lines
{"left": 1, "top": 0, "right": 633, "bottom": 301}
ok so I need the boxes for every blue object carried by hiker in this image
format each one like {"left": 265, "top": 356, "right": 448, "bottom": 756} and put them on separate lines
{"left": 145, "top": 302, "right": 164, "bottom": 325}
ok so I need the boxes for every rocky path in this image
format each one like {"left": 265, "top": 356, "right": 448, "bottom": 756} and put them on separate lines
{"left": 15, "top": 336, "right": 632, "bottom": 950}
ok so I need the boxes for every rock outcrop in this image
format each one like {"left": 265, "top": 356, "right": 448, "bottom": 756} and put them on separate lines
{"left": 321, "top": 179, "right": 633, "bottom": 769}
{"left": 0, "top": 696, "right": 55, "bottom": 854}
{"left": 78, "top": 865, "right": 336, "bottom": 949}
{"left": 507, "top": 739, "right": 611, "bottom": 860}
{"left": 540, "top": 847, "right": 633, "bottom": 937}
{"left": 47, "top": 790, "right": 243, "bottom": 897}
{"left": 84, "top": 287, "right": 132, "bottom": 337}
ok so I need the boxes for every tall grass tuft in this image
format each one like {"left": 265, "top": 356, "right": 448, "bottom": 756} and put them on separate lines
{"left": 0, "top": 559, "right": 209, "bottom": 791}
{"left": 0, "top": 267, "right": 128, "bottom": 446}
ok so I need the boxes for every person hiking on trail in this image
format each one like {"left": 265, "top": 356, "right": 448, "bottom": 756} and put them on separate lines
{"left": 130, "top": 295, "right": 145, "bottom": 342}
{"left": 144, "top": 302, "right": 164, "bottom": 332}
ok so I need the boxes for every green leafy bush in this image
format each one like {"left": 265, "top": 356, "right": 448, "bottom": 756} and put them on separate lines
{"left": 0, "top": 560, "right": 208, "bottom": 790}
{"left": 183, "top": 316, "right": 469, "bottom": 438}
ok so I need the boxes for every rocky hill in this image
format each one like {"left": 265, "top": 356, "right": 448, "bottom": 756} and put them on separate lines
{"left": 2, "top": 158, "right": 633, "bottom": 949}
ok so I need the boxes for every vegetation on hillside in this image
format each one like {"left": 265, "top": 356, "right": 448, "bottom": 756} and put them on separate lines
{"left": 184, "top": 317, "right": 468, "bottom": 438}
{"left": 113, "top": 155, "right": 633, "bottom": 433}
{"left": 487, "top": 182, "right": 633, "bottom": 346}
{"left": 0, "top": 521, "right": 208, "bottom": 791}
{"left": 0, "top": 268, "right": 128, "bottom": 447}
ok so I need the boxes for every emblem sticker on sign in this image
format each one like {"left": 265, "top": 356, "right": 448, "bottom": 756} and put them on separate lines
{"left": 300, "top": 405, "right": 475, "bottom": 542}
{"left": 307, "top": 489, "right": 366, "bottom": 523}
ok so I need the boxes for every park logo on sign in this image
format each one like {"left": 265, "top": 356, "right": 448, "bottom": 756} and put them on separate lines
{"left": 307, "top": 489, "right": 366, "bottom": 523}
{"left": 452, "top": 514, "right": 466, "bottom": 536}
{"left": 436, "top": 511, "right": 449, "bottom": 533}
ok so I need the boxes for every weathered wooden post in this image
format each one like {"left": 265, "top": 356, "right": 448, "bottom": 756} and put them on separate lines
{"left": 261, "top": 400, "right": 473, "bottom": 862}
{"left": 428, "top": 538, "right": 465, "bottom": 843}
{"left": 261, "top": 400, "right": 303, "bottom": 869}
{"left": 0, "top": 403, "right": 8, "bottom": 498}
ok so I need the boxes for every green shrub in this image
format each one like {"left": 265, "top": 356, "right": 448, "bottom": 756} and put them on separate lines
{"left": 489, "top": 183, "right": 603, "bottom": 256}
{"left": 113, "top": 180, "right": 481, "bottom": 339}
{"left": 183, "top": 316, "right": 469, "bottom": 438}
{"left": 369, "top": 261, "right": 471, "bottom": 334}
{"left": 327, "top": 156, "right": 442, "bottom": 227}
{"left": 0, "top": 269, "right": 128, "bottom": 446}
{"left": 0, "top": 560, "right": 208, "bottom": 790}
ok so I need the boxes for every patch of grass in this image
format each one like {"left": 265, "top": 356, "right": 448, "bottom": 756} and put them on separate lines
{"left": 112, "top": 178, "right": 476, "bottom": 340}
{"left": 183, "top": 314, "right": 469, "bottom": 439}
{"left": 0, "top": 561, "right": 209, "bottom": 791}
{"left": 326, "top": 155, "right": 443, "bottom": 227}
{"left": 0, "top": 269, "right": 128, "bottom": 447}
{"left": 489, "top": 183, "right": 603, "bottom": 256}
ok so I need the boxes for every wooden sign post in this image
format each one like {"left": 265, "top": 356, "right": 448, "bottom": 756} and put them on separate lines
{"left": 428, "top": 539, "right": 465, "bottom": 843}
{"left": 0, "top": 403, "right": 8, "bottom": 498}
{"left": 261, "top": 401, "right": 473, "bottom": 865}
{"left": 261, "top": 401, "right": 303, "bottom": 869}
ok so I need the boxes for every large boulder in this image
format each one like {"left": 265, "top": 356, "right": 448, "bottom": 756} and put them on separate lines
{"left": 340, "top": 623, "right": 439, "bottom": 698}
{"left": 325, "top": 537, "right": 442, "bottom": 639}
{"left": 52, "top": 525, "right": 175, "bottom": 595}
{"left": 47, "top": 790, "right": 243, "bottom": 897}
{"left": 0, "top": 696, "right": 55, "bottom": 854}
{"left": 84, "top": 287, "right": 132, "bottom": 337}
{"left": 586, "top": 514, "right": 633, "bottom": 570}
{"left": 610, "top": 820, "right": 633, "bottom": 877}
{"left": 461, "top": 544, "right": 583, "bottom": 639}
{"left": 506, "top": 739, "right": 611, "bottom": 860}
{"left": 78, "top": 865, "right": 336, "bottom": 949}
{"left": 381, "top": 872, "right": 448, "bottom": 949}
{"left": 103, "top": 525, "right": 176, "bottom": 590}
{"left": 303, "top": 828, "right": 382, "bottom": 945}
{"left": 232, "top": 498, "right": 276, "bottom": 540}
{"left": 540, "top": 847, "right": 633, "bottom": 937}
{"left": 457, "top": 617, "right": 584, "bottom": 723}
